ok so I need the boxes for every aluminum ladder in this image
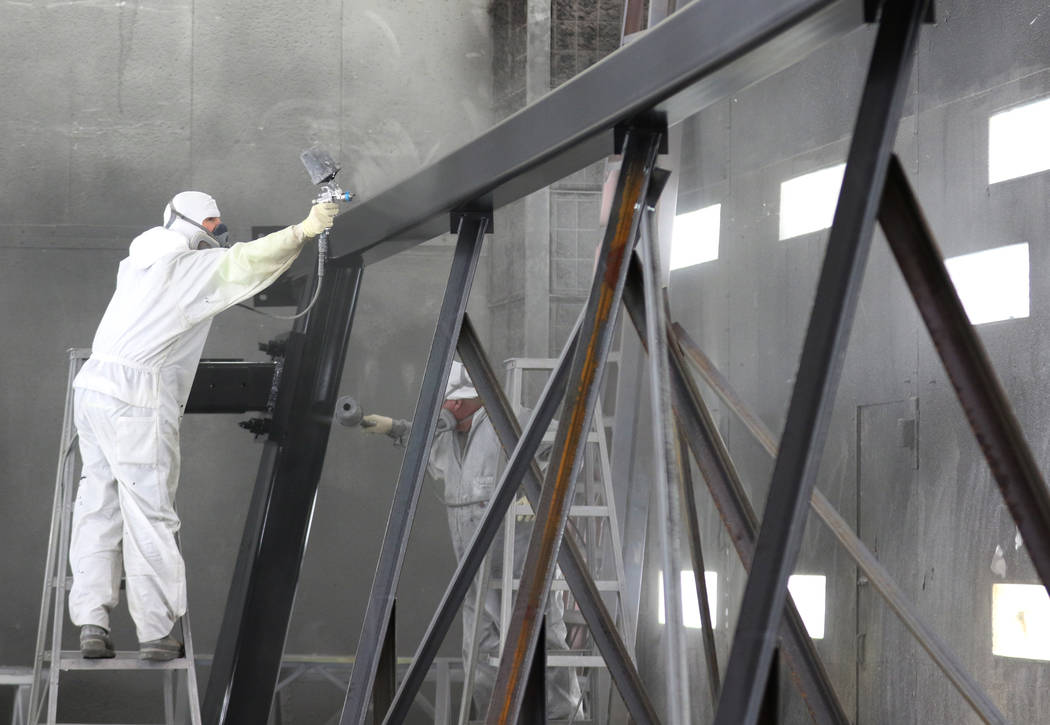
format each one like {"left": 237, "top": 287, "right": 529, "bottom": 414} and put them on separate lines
{"left": 27, "top": 348, "right": 202, "bottom": 725}
{"left": 457, "top": 356, "right": 631, "bottom": 723}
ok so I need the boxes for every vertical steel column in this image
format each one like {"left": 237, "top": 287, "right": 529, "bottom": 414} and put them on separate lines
{"left": 339, "top": 216, "right": 488, "bottom": 725}
{"left": 485, "top": 127, "right": 663, "bottom": 725}
{"left": 204, "top": 260, "right": 365, "bottom": 724}
{"left": 674, "top": 322, "right": 1009, "bottom": 724}
{"left": 676, "top": 428, "right": 720, "bottom": 704}
{"left": 879, "top": 154, "right": 1050, "bottom": 594}
{"left": 621, "top": 258, "right": 849, "bottom": 725}
{"left": 714, "top": 2, "right": 928, "bottom": 722}
{"left": 374, "top": 600, "right": 397, "bottom": 725}
{"left": 638, "top": 201, "right": 689, "bottom": 723}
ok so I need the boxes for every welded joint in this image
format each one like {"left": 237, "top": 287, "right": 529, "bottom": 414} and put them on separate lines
{"left": 865, "top": 0, "right": 936, "bottom": 24}
{"left": 614, "top": 113, "right": 669, "bottom": 155}
{"left": 449, "top": 208, "right": 495, "bottom": 235}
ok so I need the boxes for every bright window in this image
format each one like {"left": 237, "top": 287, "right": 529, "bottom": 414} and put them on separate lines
{"left": 670, "top": 204, "right": 721, "bottom": 269}
{"left": 992, "top": 583, "right": 1050, "bottom": 661}
{"left": 788, "top": 574, "right": 826, "bottom": 640}
{"left": 989, "top": 97, "right": 1050, "bottom": 184}
{"left": 778, "top": 163, "right": 845, "bottom": 240}
{"left": 658, "top": 570, "right": 719, "bottom": 629}
{"left": 944, "top": 243, "right": 1029, "bottom": 325}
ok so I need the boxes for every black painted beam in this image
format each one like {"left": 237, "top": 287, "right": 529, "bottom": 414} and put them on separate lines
{"left": 327, "top": 0, "right": 865, "bottom": 266}
{"left": 204, "top": 262, "right": 365, "bottom": 724}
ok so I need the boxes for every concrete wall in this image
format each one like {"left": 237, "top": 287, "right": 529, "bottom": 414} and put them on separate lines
{"left": 636, "top": 1, "right": 1050, "bottom": 722}
{"left": 0, "top": 2, "right": 494, "bottom": 722}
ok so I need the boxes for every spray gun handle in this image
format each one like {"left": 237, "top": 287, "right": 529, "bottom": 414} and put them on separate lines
{"left": 315, "top": 185, "right": 355, "bottom": 204}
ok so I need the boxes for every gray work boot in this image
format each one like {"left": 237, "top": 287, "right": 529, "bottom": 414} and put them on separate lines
{"left": 80, "top": 625, "right": 115, "bottom": 659}
{"left": 139, "top": 631, "right": 184, "bottom": 661}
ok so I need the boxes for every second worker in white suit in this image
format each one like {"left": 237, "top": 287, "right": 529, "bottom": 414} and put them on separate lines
{"left": 426, "top": 361, "right": 582, "bottom": 719}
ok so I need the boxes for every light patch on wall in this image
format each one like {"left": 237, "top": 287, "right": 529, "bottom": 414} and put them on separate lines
{"left": 658, "top": 570, "right": 718, "bottom": 629}
{"left": 778, "top": 163, "right": 845, "bottom": 240}
{"left": 992, "top": 583, "right": 1050, "bottom": 661}
{"left": 944, "top": 243, "right": 1029, "bottom": 325}
{"left": 788, "top": 574, "right": 826, "bottom": 639}
{"left": 670, "top": 204, "right": 721, "bottom": 270}
{"left": 989, "top": 97, "right": 1050, "bottom": 184}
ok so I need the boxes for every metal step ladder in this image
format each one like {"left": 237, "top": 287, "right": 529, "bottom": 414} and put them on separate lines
{"left": 461, "top": 356, "right": 630, "bottom": 723}
{"left": 27, "top": 349, "right": 202, "bottom": 725}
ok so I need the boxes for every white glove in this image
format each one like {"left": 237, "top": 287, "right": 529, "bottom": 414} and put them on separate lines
{"left": 298, "top": 202, "right": 339, "bottom": 239}
{"left": 360, "top": 414, "right": 394, "bottom": 435}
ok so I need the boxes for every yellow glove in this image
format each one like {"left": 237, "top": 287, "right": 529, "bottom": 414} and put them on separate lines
{"left": 298, "top": 202, "right": 339, "bottom": 239}
{"left": 514, "top": 495, "right": 535, "bottom": 522}
{"left": 360, "top": 414, "right": 394, "bottom": 435}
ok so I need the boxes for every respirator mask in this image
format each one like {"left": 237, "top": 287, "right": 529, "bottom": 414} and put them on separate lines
{"left": 163, "top": 201, "right": 230, "bottom": 249}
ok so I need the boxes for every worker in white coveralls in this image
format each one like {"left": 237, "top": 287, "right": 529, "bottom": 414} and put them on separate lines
{"left": 425, "top": 361, "right": 582, "bottom": 719}
{"left": 70, "top": 191, "right": 339, "bottom": 660}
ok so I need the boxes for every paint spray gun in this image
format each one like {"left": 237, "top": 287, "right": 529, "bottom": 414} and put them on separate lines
{"left": 264, "top": 148, "right": 355, "bottom": 320}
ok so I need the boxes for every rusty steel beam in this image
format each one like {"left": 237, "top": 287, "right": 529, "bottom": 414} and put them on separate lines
{"left": 485, "top": 127, "right": 664, "bottom": 725}
{"left": 879, "top": 153, "right": 1050, "bottom": 597}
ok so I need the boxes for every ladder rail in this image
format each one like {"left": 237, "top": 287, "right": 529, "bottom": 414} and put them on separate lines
{"left": 29, "top": 349, "right": 83, "bottom": 725}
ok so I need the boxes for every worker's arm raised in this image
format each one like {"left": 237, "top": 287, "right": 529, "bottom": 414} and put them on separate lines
{"left": 179, "top": 203, "right": 338, "bottom": 323}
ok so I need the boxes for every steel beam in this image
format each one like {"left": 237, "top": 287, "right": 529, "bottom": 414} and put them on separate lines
{"left": 339, "top": 216, "right": 488, "bottom": 725}
{"left": 622, "top": 258, "right": 850, "bottom": 725}
{"left": 714, "top": 2, "right": 928, "bottom": 722}
{"left": 485, "top": 127, "right": 662, "bottom": 725}
{"left": 879, "top": 153, "right": 1050, "bottom": 596}
{"left": 327, "top": 0, "right": 864, "bottom": 265}
{"left": 674, "top": 324, "right": 1008, "bottom": 724}
{"left": 638, "top": 199, "right": 690, "bottom": 723}
{"left": 204, "top": 262, "right": 365, "bottom": 724}
{"left": 676, "top": 426, "right": 721, "bottom": 705}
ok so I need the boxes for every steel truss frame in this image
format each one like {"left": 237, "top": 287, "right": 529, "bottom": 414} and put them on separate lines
{"left": 203, "top": 0, "right": 1050, "bottom": 723}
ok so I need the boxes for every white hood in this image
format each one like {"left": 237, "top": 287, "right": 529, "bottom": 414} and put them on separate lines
{"left": 127, "top": 227, "right": 193, "bottom": 269}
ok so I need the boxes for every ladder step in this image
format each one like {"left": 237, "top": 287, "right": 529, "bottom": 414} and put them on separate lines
{"left": 541, "top": 432, "right": 603, "bottom": 444}
{"left": 546, "top": 654, "right": 608, "bottom": 668}
{"left": 511, "top": 504, "right": 610, "bottom": 517}
{"left": 490, "top": 580, "right": 621, "bottom": 592}
{"left": 48, "top": 651, "right": 192, "bottom": 671}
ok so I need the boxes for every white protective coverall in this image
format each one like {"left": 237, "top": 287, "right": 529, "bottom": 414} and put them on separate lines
{"left": 69, "top": 202, "right": 315, "bottom": 642}
{"left": 428, "top": 406, "right": 582, "bottom": 719}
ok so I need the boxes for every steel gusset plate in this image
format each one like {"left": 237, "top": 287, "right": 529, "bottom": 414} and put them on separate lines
{"left": 485, "top": 127, "right": 664, "bottom": 725}
{"left": 339, "top": 216, "right": 488, "bottom": 725}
